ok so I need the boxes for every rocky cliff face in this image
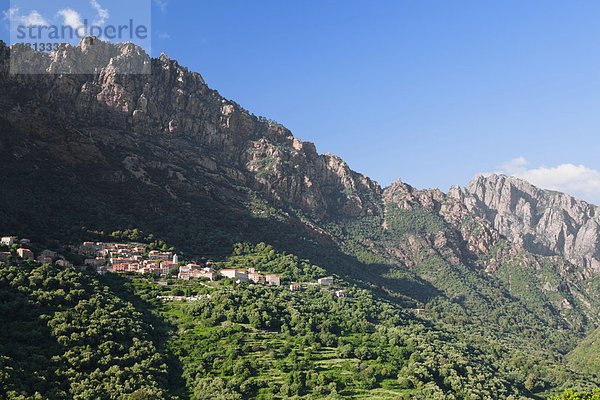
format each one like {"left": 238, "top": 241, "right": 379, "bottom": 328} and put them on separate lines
{"left": 0, "top": 38, "right": 380, "bottom": 222}
{"left": 449, "top": 174, "right": 600, "bottom": 274}
{"left": 382, "top": 179, "right": 502, "bottom": 261}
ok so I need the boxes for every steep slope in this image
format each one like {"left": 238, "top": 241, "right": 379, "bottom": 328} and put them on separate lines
{"left": 0, "top": 38, "right": 380, "bottom": 219}
{"left": 0, "top": 261, "right": 177, "bottom": 399}
{"left": 568, "top": 323, "right": 600, "bottom": 375}
{"left": 383, "top": 180, "right": 598, "bottom": 328}
{"left": 565, "top": 273, "right": 600, "bottom": 375}
{"left": 449, "top": 174, "right": 600, "bottom": 274}
{"left": 328, "top": 178, "right": 600, "bottom": 332}
{"left": 0, "top": 38, "right": 384, "bottom": 259}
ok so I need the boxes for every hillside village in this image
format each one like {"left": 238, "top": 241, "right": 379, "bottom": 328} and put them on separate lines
{"left": 0, "top": 236, "right": 344, "bottom": 295}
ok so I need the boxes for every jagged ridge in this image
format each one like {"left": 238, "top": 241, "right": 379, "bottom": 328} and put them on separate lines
{"left": 0, "top": 38, "right": 380, "bottom": 221}
{"left": 449, "top": 174, "right": 600, "bottom": 275}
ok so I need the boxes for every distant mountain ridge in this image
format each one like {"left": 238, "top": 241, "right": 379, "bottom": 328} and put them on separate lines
{"left": 449, "top": 174, "right": 600, "bottom": 275}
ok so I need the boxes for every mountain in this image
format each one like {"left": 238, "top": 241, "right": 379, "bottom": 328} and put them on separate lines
{"left": 0, "top": 37, "right": 380, "bottom": 248}
{"left": 1, "top": 38, "right": 600, "bottom": 398}
{"left": 449, "top": 174, "right": 600, "bottom": 275}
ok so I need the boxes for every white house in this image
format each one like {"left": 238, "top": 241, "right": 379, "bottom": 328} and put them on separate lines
{"left": 220, "top": 269, "right": 248, "bottom": 282}
{"left": 1, "top": 237, "right": 14, "bottom": 246}
{"left": 187, "top": 267, "right": 217, "bottom": 281}
{"left": 266, "top": 274, "right": 281, "bottom": 286}
{"left": 198, "top": 268, "right": 217, "bottom": 281}
{"left": 248, "top": 272, "right": 266, "bottom": 284}
{"left": 318, "top": 277, "right": 334, "bottom": 286}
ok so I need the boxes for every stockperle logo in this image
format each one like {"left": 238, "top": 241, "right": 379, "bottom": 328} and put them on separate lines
{"left": 5, "top": 0, "right": 152, "bottom": 74}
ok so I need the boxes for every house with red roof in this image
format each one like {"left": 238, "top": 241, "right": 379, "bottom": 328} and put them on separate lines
{"left": 17, "top": 248, "right": 34, "bottom": 260}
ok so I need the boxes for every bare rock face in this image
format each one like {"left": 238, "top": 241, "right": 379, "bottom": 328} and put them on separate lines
{"left": 246, "top": 137, "right": 381, "bottom": 218}
{"left": 383, "top": 179, "right": 501, "bottom": 259}
{"left": 0, "top": 38, "right": 381, "bottom": 220}
{"left": 10, "top": 37, "right": 151, "bottom": 75}
{"left": 449, "top": 174, "right": 600, "bottom": 273}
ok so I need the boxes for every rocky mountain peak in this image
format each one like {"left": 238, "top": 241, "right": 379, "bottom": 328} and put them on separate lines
{"left": 8, "top": 37, "right": 151, "bottom": 75}
{"left": 0, "top": 37, "right": 382, "bottom": 219}
{"left": 449, "top": 173, "right": 600, "bottom": 273}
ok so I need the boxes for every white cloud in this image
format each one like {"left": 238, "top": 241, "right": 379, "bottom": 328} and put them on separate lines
{"left": 158, "top": 32, "right": 170, "bottom": 39}
{"left": 499, "top": 157, "right": 528, "bottom": 173}
{"left": 24, "top": 10, "right": 48, "bottom": 26}
{"left": 3, "top": 7, "right": 49, "bottom": 26}
{"left": 495, "top": 157, "right": 600, "bottom": 205}
{"left": 2, "top": 8, "right": 18, "bottom": 21}
{"left": 57, "top": 8, "right": 86, "bottom": 36}
{"left": 154, "top": 0, "right": 168, "bottom": 12}
{"left": 90, "top": 0, "right": 109, "bottom": 25}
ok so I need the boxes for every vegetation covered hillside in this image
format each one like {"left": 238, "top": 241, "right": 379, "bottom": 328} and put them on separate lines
{"left": 320, "top": 201, "right": 600, "bottom": 397}
{"left": 157, "top": 281, "right": 521, "bottom": 399}
{"left": 3, "top": 235, "right": 600, "bottom": 399}
{"left": 567, "top": 323, "right": 600, "bottom": 375}
{"left": 0, "top": 251, "right": 514, "bottom": 400}
{"left": 0, "top": 261, "right": 175, "bottom": 399}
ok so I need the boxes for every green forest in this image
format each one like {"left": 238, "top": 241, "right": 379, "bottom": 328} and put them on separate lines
{"left": 1, "top": 236, "right": 599, "bottom": 399}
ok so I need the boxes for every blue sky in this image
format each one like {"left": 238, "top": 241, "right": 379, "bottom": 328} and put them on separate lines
{"left": 2, "top": 1, "right": 600, "bottom": 203}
